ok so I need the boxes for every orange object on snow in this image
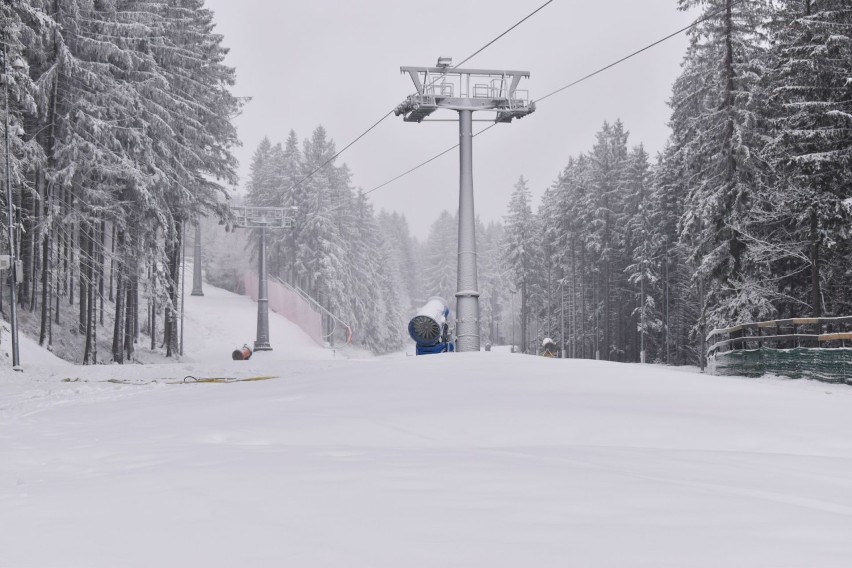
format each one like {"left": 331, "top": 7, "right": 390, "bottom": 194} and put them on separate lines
{"left": 232, "top": 345, "right": 253, "bottom": 360}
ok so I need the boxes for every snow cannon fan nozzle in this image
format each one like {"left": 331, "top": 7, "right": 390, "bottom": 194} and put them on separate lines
{"left": 408, "top": 297, "right": 454, "bottom": 355}
{"left": 408, "top": 297, "right": 449, "bottom": 346}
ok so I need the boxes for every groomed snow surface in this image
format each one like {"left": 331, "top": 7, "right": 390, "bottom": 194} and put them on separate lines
{"left": 3, "top": 281, "right": 852, "bottom": 567}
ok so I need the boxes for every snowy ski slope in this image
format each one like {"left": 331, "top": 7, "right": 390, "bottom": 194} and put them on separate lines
{"left": 2, "top": 281, "right": 852, "bottom": 567}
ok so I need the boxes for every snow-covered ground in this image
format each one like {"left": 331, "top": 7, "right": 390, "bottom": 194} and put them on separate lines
{"left": 2, "top": 281, "right": 852, "bottom": 567}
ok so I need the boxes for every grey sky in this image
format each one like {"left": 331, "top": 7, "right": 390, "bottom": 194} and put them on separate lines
{"left": 203, "top": 0, "right": 696, "bottom": 238}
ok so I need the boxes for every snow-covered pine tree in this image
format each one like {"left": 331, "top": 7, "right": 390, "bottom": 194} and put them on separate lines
{"left": 0, "top": 0, "right": 242, "bottom": 363}
{"left": 586, "top": 121, "right": 629, "bottom": 360}
{"left": 423, "top": 210, "right": 457, "bottom": 311}
{"left": 503, "top": 176, "right": 537, "bottom": 353}
{"left": 28, "top": 0, "right": 151, "bottom": 361}
{"left": 277, "top": 130, "right": 302, "bottom": 283}
{"left": 246, "top": 139, "right": 290, "bottom": 276}
{"left": 673, "top": 0, "right": 772, "bottom": 330}
{"left": 376, "top": 210, "right": 418, "bottom": 311}
{"left": 534, "top": 185, "right": 561, "bottom": 348}
{"left": 1, "top": 1, "right": 43, "bottom": 328}
{"left": 554, "top": 155, "right": 593, "bottom": 358}
{"left": 148, "top": 0, "right": 241, "bottom": 356}
{"left": 477, "top": 220, "right": 507, "bottom": 346}
{"left": 649, "top": 144, "right": 703, "bottom": 365}
{"left": 297, "top": 126, "right": 354, "bottom": 339}
{"left": 246, "top": 137, "right": 273, "bottom": 201}
{"left": 349, "top": 191, "right": 404, "bottom": 353}
{"left": 623, "top": 145, "right": 663, "bottom": 362}
{"left": 762, "top": 0, "right": 852, "bottom": 317}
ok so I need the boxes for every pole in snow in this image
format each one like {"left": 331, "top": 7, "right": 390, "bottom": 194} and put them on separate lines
{"left": 231, "top": 206, "right": 296, "bottom": 352}
{"left": 191, "top": 221, "right": 204, "bottom": 296}
{"left": 254, "top": 226, "right": 271, "bottom": 351}
{"left": 180, "top": 221, "right": 186, "bottom": 356}
{"left": 395, "top": 58, "right": 534, "bottom": 352}
{"left": 560, "top": 278, "right": 565, "bottom": 358}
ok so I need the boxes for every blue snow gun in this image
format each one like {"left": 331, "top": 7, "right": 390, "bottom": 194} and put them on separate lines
{"left": 408, "top": 297, "right": 455, "bottom": 355}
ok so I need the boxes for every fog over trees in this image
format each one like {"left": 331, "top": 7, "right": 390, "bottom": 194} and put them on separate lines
{"left": 2, "top": 0, "right": 849, "bottom": 363}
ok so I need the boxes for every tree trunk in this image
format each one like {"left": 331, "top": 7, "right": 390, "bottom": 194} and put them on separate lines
{"left": 78, "top": 220, "right": 90, "bottom": 334}
{"left": 164, "top": 221, "right": 182, "bottom": 357}
{"left": 99, "top": 220, "right": 105, "bottom": 326}
{"left": 82, "top": 277, "right": 94, "bottom": 364}
{"left": 124, "top": 276, "right": 135, "bottom": 361}
{"left": 810, "top": 209, "right": 821, "bottom": 317}
{"left": 112, "top": 231, "right": 126, "bottom": 363}
{"left": 39, "top": 168, "right": 53, "bottom": 346}
{"left": 150, "top": 261, "right": 157, "bottom": 350}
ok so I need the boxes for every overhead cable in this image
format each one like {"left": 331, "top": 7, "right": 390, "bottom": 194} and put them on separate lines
{"left": 363, "top": 2, "right": 737, "bottom": 195}
{"left": 288, "top": 0, "right": 556, "bottom": 192}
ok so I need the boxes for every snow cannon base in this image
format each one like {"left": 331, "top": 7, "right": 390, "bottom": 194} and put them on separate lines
{"left": 416, "top": 342, "right": 455, "bottom": 355}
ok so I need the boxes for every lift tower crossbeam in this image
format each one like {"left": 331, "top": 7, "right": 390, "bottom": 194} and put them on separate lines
{"left": 396, "top": 58, "right": 534, "bottom": 353}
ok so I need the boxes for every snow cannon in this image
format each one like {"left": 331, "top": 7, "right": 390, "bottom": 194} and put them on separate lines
{"left": 542, "top": 337, "right": 557, "bottom": 358}
{"left": 232, "top": 345, "right": 253, "bottom": 361}
{"left": 408, "top": 297, "right": 455, "bottom": 355}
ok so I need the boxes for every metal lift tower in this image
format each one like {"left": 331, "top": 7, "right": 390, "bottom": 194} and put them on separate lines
{"left": 232, "top": 206, "right": 296, "bottom": 351}
{"left": 395, "top": 57, "right": 534, "bottom": 352}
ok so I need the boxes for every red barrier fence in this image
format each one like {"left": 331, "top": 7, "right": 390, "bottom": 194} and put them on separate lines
{"left": 243, "top": 272, "right": 324, "bottom": 347}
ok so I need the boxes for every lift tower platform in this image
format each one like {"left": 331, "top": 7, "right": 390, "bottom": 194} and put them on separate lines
{"left": 395, "top": 58, "right": 534, "bottom": 352}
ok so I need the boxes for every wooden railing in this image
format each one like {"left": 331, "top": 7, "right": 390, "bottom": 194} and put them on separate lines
{"left": 707, "top": 316, "right": 852, "bottom": 355}
{"left": 706, "top": 316, "right": 852, "bottom": 384}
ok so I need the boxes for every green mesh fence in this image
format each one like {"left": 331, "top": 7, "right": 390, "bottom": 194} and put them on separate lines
{"left": 710, "top": 348, "right": 852, "bottom": 384}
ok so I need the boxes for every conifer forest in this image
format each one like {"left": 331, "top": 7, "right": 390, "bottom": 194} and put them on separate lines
{"left": 496, "top": 0, "right": 852, "bottom": 363}
{"left": 1, "top": 0, "right": 851, "bottom": 363}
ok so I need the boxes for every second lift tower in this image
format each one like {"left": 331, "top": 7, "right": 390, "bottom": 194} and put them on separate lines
{"left": 395, "top": 57, "right": 534, "bottom": 352}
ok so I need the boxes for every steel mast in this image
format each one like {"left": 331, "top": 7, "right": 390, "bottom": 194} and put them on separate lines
{"left": 395, "top": 58, "right": 534, "bottom": 352}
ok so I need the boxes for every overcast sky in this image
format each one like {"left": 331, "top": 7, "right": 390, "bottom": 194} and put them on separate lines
{"left": 203, "top": 0, "right": 697, "bottom": 238}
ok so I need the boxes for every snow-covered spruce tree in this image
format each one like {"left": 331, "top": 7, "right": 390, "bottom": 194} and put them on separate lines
{"left": 146, "top": 0, "right": 241, "bottom": 357}
{"left": 624, "top": 145, "right": 664, "bottom": 362}
{"left": 477, "top": 220, "right": 507, "bottom": 346}
{"left": 245, "top": 137, "right": 274, "bottom": 203}
{"left": 534, "top": 184, "right": 561, "bottom": 348}
{"left": 503, "top": 176, "right": 537, "bottom": 353}
{"left": 673, "top": 0, "right": 773, "bottom": 330}
{"left": 245, "top": 138, "right": 289, "bottom": 276}
{"left": 554, "top": 155, "right": 594, "bottom": 358}
{"left": 0, "top": 0, "right": 241, "bottom": 363}
{"left": 586, "top": 121, "right": 630, "bottom": 360}
{"left": 296, "top": 126, "right": 358, "bottom": 342}
{"left": 649, "top": 144, "right": 702, "bottom": 365}
{"left": 24, "top": 0, "right": 154, "bottom": 363}
{"left": 0, "top": 1, "right": 44, "bottom": 327}
{"left": 762, "top": 0, "right": 852, "bottom": 317}
{"left": 377, "top": 210, "right": 419, "bottom": 311}
{"left": 276, "top": 130, "right": 302, "bottom": 283}
{"left": 423, "top": 210, "right": 457, "bottom": 311}
{"left": 244, "top": 131, "right": 303, "bottom": 285}
{"left": 349, "top": 191, "right": 404, "bottom": 353}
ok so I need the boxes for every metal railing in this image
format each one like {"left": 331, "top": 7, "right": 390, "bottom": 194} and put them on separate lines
{"left": 273, "top": 277, "right": 352, "bottom": 344}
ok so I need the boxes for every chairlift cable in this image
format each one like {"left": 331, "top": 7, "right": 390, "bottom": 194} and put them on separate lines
{"left": 361, "top": 2, "right": 738, "bottom": 196}
{"left": 535, "top": 1, "right": 737, "bottom": 104}
{"left": 288, "top": 0, "right": 557, "bottom": 193}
